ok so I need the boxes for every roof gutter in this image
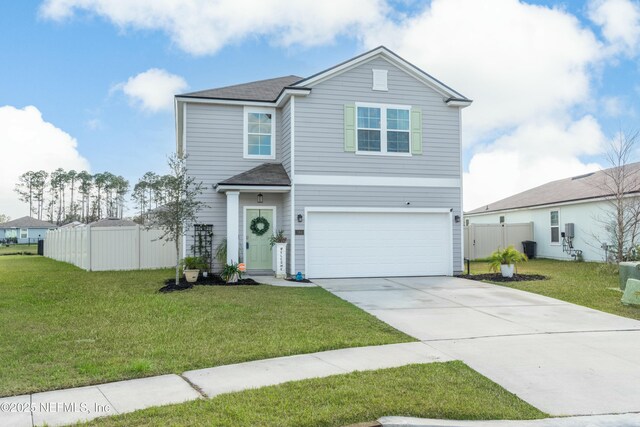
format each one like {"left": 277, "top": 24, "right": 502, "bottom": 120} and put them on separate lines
{"left": 215, "top": 185, "right": 292, "bottom": 193}
{"left": 445, "top": 97, "right": 473, "bottom": 108}
{"left": 174, "top": 87, "right": 311, "bottom": 108}
{"left": 465, "top": 191, "right": 640, "bottom": 216}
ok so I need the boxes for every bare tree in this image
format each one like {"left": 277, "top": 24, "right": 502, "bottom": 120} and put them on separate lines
{"left": 148, "top": 154, "right": 207, "bottom": 285}
{"left": 594, "top": 129, "right": 640, "bottom": 262}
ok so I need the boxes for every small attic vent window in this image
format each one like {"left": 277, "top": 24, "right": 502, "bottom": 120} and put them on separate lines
{"left": 571, "top": 172, "right": 595, "bottom": 180}
{"left": 372, "top": 69, "right": 388, "bottom": 91}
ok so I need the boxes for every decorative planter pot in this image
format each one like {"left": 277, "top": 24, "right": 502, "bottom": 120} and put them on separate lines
{"left": 184, "top": 269, "right": 199, "bottom": 283}
{"left": 275, "top": 243, "right": 287, "bottom": 279}
{"left": 500, "top": 264, "right": 515, "bottom": 278}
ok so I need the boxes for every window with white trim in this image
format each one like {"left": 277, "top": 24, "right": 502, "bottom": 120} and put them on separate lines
{"left": 244, "top": 107, "right": 276, "bottom": 159}
{"left": 550, "top": 210, "right": 559, "bottom": 244}
{"left": 20, "top": 228, "right": 28, "bottom": 239}
{"left": 356, "top": 104, "right": 411, "bottom": 155}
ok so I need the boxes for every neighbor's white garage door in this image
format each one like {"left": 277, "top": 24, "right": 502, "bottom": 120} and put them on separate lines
{"left": 306, "top": 210, "right": 451, "bottom": 278}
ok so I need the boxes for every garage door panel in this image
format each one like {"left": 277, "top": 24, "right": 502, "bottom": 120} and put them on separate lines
{"left": 306, "top": 211, "right": 451, "bottom": 278}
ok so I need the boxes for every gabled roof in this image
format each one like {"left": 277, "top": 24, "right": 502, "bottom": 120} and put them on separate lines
{"left": 180, "top": 75, "right": 303, "bottom": 102}
{"left": 291, "top": 46, "right": 471, "bottom": 104}
{"left": 216, "top": 163, "right": 291, "bottom": 187}
{"left": 0, "top": 216, "right": 56, "bottom": 229}
{"left": 466, "top": 162, "right": 640, "bottom": 215}
{"left": 176, "top": 46, "right": 471, "bottom": 106}
{"left": 89, "top": 218, "right": 137, "bottom": 227}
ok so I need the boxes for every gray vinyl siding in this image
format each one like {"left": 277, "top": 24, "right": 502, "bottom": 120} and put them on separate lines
{"left": 294, "top": 185, "right": 462, "bottom": 275}
{"left": 295, "top": 56, "right": 460, "bottom": 178}
{"left": 282, "top": 191, "right": 293, "bottom": 274}
{"left": 184, "top": 102, "right": 287, "bottom": 267}
{"left": 280, "top": 99, "right": 292, "bottom": 175}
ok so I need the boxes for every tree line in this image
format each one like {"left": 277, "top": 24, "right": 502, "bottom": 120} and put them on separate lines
{"left": 14, "top": 168, "right": 181, "bottom": 226}
{"left": 15, "top": 169, "right": 129, "bottom": 225}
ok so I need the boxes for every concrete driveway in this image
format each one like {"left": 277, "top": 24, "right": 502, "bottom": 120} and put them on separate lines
{"left": 313, "top": 276, "right": 640, "bottom": 416}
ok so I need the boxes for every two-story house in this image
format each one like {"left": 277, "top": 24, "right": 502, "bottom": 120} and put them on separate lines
{"left": 175, "top": 47, "right": 471, "bottom": 278}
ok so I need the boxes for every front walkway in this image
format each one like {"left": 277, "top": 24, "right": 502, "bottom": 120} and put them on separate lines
{"left": 0, "top": 342, "right": 448, "bottom": 427}
{"left": 314, "top": 276, "right": 640, "bottom": 416}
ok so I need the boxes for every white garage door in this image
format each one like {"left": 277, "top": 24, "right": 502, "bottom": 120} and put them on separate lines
{"left": 306, "top": 210, "right": 452, "bottom": 278}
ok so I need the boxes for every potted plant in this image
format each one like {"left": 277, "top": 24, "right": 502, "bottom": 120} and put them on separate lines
{"left": 489, "top": 246, "right": 527, "bottom": 278}
{"left": 222, "top": 262, "right": 243, "bottom": 284}
{"left": 181, "top": 256, "right": 206, "bottom": 283}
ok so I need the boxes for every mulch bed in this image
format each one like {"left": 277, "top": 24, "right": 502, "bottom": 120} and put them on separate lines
{"left": 159, "top": 274, "right": 259, "bottom": 292}
{"left": 457, "top": 273, "right": 548, "bottom": 283}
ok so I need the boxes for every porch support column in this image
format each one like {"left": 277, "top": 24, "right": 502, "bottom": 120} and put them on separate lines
{"left": 226, "top": 191, "right": 240, "bottom": 264}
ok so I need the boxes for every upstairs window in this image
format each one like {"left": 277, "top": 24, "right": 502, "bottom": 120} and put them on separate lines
{"left": 244, "top": 107, "right": 276, "bottom": 159}
{"left": 356, "top": 103, "right": 411, "bottom": 155}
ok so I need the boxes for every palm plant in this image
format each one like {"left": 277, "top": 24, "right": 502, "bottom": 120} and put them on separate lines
{"left": 489, "top": 246, "right": 528, "bottom": 273}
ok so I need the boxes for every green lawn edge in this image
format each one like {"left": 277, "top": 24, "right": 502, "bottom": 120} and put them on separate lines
{"left": 469, "top": 258, "right": 640, "bottom": 320}
{"left": 0, "top": 256, "right": 413, "bottom": 396}
{"left": 84, "top": 362, "right": 547, "bottom": 427}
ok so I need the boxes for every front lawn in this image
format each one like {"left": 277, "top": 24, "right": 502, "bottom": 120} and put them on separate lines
{"left": 469, "top": 258, "right": 640, "bottom": 320}
{"left": 0, "top": 256, "right": 412, "bottom": 396}
{"left": 0, "top": 243, "right": 38, "bottom": 255}
{"left": 86, "top": 362, "right": 546, "bottom": 427}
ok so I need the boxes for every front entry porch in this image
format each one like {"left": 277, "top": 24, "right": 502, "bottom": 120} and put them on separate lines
{"left": 214, "top": 162, "right": 291, "bottom": 272}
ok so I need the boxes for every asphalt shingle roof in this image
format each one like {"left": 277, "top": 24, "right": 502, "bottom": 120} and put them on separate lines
{"left": 180, "top": 75, "right": 303, "bottom": 102}
{"left": 89, "top": 218, "right": 138, "bottom": 227}
{"left": 467, "top": 162, "right": 640, "bottom": 214}
{"left": 0, "top": 216, "right": 56, "bottom": 229}
{"left": 217, "top": 163, "right": 291, "bottom": 187}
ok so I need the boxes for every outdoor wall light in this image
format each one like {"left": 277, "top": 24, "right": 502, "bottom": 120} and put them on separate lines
{"left": 297, "top": 214, "right": 303, "bottom": 223}
{"left": 257, "top": 193, "right": 263, "bottom": 204}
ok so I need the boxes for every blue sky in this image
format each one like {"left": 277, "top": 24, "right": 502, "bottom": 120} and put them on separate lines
{"left": 1, "top": 0, "right": 639, "bottom": 218}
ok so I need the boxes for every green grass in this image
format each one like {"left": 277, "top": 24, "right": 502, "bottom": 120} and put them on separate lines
{"left": 0, "top": 256, "right": 412, "bottom": 397}
{"left": 470, "top": 258, "right": 640, "bottom": 320}
{"left": 0, "top": 243, "right": 38, "bottom": 255}
{"left": 85, "top": 362, "right": 546, "bottom": 427}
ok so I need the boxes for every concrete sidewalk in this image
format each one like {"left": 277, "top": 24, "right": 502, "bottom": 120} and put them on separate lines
{"left": 380, "top": 414, "right": 640, "bottom": 427}
{"left": 314, "top": 276, "right": 640, "bottom": 416}
{"left": 0, "top": 342, "right": 449, "bottom": 427}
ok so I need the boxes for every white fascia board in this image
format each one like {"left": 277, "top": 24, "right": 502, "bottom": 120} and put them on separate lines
{"left": 174, "top": 98, "right": 182, "bottom": 156}
{"left": 464, "top": 195, "right": 630, "bottom": 217}
{"left": 295, "top": 175, "right": 460, "bottom": 188}
{"left": 215, "top": 185, "right": 291, "bottom": 193}
{"left": 305, "top": 207, "right": 452, "bottom": 214}
{"left": 174, "top": 88, "right": 310, "bottom": 108}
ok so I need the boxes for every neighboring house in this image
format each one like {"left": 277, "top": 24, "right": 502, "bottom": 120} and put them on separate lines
{"left": 88, "top": 218, "right": 137, "bottom": 227}
{"left": 0, "top": 216, "right": 57, "bottom": 244}
{"left": 465, "top": 164, "right": 640, "bottom": 262}
{"left": 175, "top": 46, "right": 471, "bottom": 278}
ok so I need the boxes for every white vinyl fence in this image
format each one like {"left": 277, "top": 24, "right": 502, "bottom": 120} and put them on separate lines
{"left": 45, "top": 225, "right": 177, "bottom": 271}
{"left": 464, "top": 222, "right": 534, "bottom": 260}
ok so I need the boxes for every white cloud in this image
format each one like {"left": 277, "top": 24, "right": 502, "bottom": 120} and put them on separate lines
{"left": 39, "top": 0, "right": 387, "bottom": 55}
{"left": 360, "top": 0, "right": 615, "bottom": 210}
{"left": 588, "top": 0, "right": 640, "bottom": 55}
{"left": 464, "top": 116, "right": 606, "bottom": 211}
{"left": 602, "top": 95, "right": 624, "bottom": 116}
{"left": 116, "top": 68, "right": 187, "bottom": 112}
{"left": 0, "top": 105, "right": 90, "bottom": 219}
{"left": 364, "top": 0, "right": 603, "bottom": 139}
